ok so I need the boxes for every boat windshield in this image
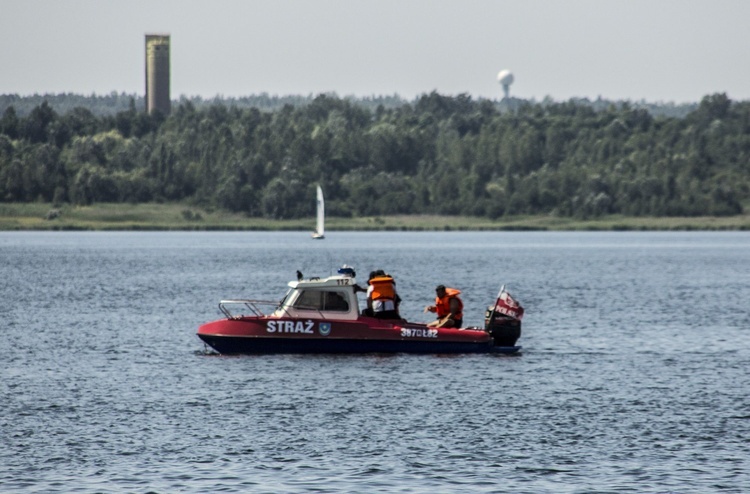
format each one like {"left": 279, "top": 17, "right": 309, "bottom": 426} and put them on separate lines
{"left": 292, "top": 289, "right": 350, "bottom": 312}
{"left": 278, "top": 288, "right": 293, "bottom": 309}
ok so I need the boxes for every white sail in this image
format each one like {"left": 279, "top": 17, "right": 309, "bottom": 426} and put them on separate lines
{"left": 312, "top": 185, "right": 325, "bottom": 239}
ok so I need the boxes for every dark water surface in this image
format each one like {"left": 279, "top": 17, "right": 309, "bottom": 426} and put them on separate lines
{"left": 1, "top": 231, "right": 749, "bottom": 493}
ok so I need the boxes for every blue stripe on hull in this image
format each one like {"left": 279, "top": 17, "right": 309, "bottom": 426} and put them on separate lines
{"left": 198, "top": 335, "right": 520, "bottom": 355}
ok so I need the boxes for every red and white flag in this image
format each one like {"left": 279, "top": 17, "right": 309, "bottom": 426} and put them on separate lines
{"left": 494, "top": 290, "right": 524, "bottom": 320}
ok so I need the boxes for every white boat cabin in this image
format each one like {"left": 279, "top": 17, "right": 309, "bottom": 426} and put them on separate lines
{"left": 274, "top": 274, "right": 361, "bottom": 321}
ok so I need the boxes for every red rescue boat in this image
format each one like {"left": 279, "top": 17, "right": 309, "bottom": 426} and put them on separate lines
{"left": 197, "top": 269, "right": 523, "bottom": 355}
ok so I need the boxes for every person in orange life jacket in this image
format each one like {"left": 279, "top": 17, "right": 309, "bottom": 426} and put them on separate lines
{"left": 424, "top": 284, "right": 463, "bottom": 328}
{"left": 366, "top": 269, "right": 401, "bottom": 319}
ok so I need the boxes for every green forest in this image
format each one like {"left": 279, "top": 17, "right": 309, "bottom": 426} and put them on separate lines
{"left": 1, "top": 92, "right": 748, "bottom": 220}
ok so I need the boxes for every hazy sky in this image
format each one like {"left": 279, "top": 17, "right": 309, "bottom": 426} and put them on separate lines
{"left": 2, "top": 0, "right": 748, "bottom": 103}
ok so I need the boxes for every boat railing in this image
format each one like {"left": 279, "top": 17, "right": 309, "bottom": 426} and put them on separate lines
{"left": 219, "top": 299, "right": 287, "bottom": 319}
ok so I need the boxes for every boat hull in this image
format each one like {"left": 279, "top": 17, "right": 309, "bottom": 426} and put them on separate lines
{"left": 198, "top": 334, "right": 520, "bottom": 354}
{"left": 197, "top": 317, "right": 521, "bottom": 355}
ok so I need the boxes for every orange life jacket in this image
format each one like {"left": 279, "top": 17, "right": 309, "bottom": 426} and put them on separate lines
{"left": 370, "top": 276, "right": 396, "bottom": 301}
{"left": 435, "top": 288, "right": 463, "bottom": 320}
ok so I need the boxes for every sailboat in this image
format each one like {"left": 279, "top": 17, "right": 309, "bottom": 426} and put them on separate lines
{"left": 312, "top": 185, "right": 325, "bottom": 239}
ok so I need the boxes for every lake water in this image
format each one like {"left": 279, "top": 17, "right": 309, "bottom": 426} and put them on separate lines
{"left": 1, "top": 231, "right": 749, "bottom": 493}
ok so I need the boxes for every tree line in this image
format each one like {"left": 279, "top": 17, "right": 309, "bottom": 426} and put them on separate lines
{"left": 0, "top": 92, "right": 748, "bottom": 219}
{"left": 0, "top": 92, "right": 697, "bottom": 118}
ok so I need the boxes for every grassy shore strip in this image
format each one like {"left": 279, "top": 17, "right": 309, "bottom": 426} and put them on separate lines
{"left": 1, "top": 203, "right": 749, "bottom": 231}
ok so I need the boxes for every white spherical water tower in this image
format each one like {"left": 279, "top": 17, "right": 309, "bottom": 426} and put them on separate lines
{"left": 497, "top": 70, "right": 514, "bottom": 99}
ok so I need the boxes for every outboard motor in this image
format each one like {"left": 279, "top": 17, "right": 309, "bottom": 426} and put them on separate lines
{"left": 485, "top": 309, "right": 521, "bottom": 347}
{"left": 485, "top": 287, "right": 524, "bottom": 347}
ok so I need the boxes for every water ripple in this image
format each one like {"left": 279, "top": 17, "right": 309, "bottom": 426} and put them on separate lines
{"left": 2, "top": 231, "right": 750, "bottom": 493}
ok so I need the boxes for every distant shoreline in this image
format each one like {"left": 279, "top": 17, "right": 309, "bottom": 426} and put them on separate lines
{"left": 1, "top": 203, "right": 748, "bottom": 231}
